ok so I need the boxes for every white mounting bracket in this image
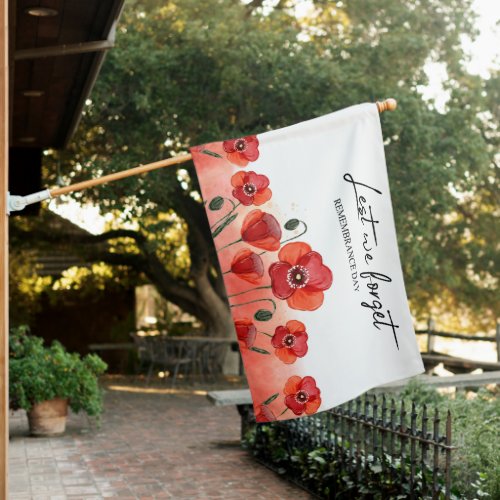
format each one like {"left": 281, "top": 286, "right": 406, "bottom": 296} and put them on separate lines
{"left": 7, "top": 189, "right": 52, "bottom": 215}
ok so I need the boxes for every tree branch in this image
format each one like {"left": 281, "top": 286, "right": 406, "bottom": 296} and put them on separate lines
{"left": 89, "top": 251, "right": 147, "bottom": 269}
{"left": 88, "top": 248, "right": 210, "bottom": 323}
{"left": 91, "top": 229, "right": 147, "bottom": 245}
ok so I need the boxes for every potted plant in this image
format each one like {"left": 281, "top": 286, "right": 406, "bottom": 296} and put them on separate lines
{"left": 9, "top": 326, "right": 107, "bottom": 436}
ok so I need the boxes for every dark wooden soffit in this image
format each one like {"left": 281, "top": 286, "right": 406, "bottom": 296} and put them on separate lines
{"left": 10, "top": 0, "right": 125, "bottom": 149}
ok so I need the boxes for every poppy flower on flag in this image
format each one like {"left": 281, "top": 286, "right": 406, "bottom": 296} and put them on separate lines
{"left": 284, "top": 375, "right": 321, "bottom": 416}
{"left": 271, "top": 320, "right": 308, "bottom": 364}
{"left": 231, "top": 171, "right": 272, "bottom": 206}
{"left": 255, "top": 404, "right": 277, "bottom": 423}
{"left": 269, "top": 242, "right": 333, "bottom": 311}
{"left": 230, "top": 249, "right": 264, "bottom": 284}
{"left": 223, "top": 135, "right": 260, "bottom": 167}
{"left": 234, "top": 318, "right": 257, "bottom": 348}
{"left": 241, "top": 210, "right": 282, "bottom": 251}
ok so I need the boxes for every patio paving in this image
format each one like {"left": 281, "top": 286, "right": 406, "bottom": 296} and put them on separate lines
{"left": 8, "top": 377, "right": 311, "bottom": 499}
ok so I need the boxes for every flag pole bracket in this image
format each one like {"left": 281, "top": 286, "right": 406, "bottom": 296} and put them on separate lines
{"left": 7, "top": 189, "right": 52, "bottom": 215}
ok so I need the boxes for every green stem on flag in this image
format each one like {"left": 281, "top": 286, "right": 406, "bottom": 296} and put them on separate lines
{"left": 278, "top": 408, "right": 289, "bottom": 417}
{"left": 210, "top": 200, "right": 240, "bottom": 230}
{"left": 230, "top": 298, "right": 276, "bottom": 312}
{"left": 217, "top": 237, "right": 243, "bottom": 252}
{"left": 279, "top": 220, "right": 308, "bottom": 246}
{"left": 212, "top": 214, "right": 238, "bottom": 238}
{"left": 257, "top": 330, "right": 273, "bottom": 338}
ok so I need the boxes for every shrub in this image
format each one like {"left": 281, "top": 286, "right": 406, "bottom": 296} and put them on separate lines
{"left": 401, "top": 381, "right": 499, "bottom": 498}
{"left": 9, "top": 326, "right": 108, "bottom": 418}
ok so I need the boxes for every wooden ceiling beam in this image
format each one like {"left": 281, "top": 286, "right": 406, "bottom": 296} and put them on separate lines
{"left": 14, "top": 39, "right": 114, "bottom": 60}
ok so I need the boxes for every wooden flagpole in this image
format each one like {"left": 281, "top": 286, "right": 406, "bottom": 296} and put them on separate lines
{"left": 51, "top": 154, "right": 193, "bottom": 197}
{"left": 49, "top": 99, "right": 397, "bottom": 199}
{"left": 0, "top": 0, "right": 9, "bottom": 496}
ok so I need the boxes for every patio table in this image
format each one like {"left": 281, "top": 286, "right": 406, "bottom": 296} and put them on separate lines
{"left": 166, "top": 336, "right": 238, "bottom": 380}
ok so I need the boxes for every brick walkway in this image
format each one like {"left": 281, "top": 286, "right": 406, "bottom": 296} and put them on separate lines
{"left": 9, "top": 380, "right": 311, "bottom": 499}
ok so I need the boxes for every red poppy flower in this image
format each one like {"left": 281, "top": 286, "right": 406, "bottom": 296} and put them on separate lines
{"left": 231, "top": 171, "right": 272, "bottom": 206}
{"left": 234, "top": 318, "right": 256, "bottom": 348}
{"left": 284, "top": 376, "right": 321, "bottom": 416}
{"left": 223, "top": 135, "right": 260, "bottom": 167}
{"left": 230, "top": 249, "right": 264, "bottom": 284}
{"left": 268, "top": 242, "right": 333, "bottom": 311}
{"left": 255, "top": 405, "right": 277, "bottom": 423}
{"left": 241, "top": 210, "right": 282, "bottom": 251}
{"left": 271, "top": 320, "right": 308, "bottom": 364}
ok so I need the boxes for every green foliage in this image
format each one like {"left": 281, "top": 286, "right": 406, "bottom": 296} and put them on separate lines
{"left": 400, "top": 378, "right": 446, "bottom": 406}
{"left": 8, "top": 249, "right": 52, "bottom": 326}
{"left": 402, "top": 383, "right": 500, "bottom": 498}
{"left": 44, "top": 0, "right": 498, "bottom": 328}
{"left": 247, "top": 421, "right": 446, "bottom": 498}
{"left": 401, "top": 381, "right": 499, "bottom": 497}
{"left": 443, "top": 390, "right": 500, "bottom": 499}
{"left": 9, "top": 211, "right": 139, "bottom": 329}
{"left": 9, "top": 326, "right": 108, "bottom": 417}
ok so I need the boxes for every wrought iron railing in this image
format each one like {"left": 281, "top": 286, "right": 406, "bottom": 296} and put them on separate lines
{"left": 248, "top": 394, "right": 453, "bottom": 499}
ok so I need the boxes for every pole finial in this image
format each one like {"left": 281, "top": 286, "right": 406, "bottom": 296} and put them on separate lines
{"left": 376, "top": 98, "right": 397, "bottom": 113}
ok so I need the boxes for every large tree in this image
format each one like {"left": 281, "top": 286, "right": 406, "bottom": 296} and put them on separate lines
{"left": 36, "top": 0, "right": 497, "bottom": 334}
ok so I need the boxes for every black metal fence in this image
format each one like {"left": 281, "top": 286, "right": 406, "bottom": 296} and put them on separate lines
{"left": 249, "top": 394, "right": 453, "bottom": 499}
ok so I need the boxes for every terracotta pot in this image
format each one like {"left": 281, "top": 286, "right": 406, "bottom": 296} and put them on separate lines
{"left": 27, "top": 397, "right": 68, "bottom": 436}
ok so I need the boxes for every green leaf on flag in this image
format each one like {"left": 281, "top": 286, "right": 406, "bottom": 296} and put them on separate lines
{"left": 209, "top": 196, "right": 224, "bottom": 210}
{"left": 254, "top": 309, "right": 273, "bottom": 321}
{"left": 201, "top": 149, "right": 223, "bottom": 158}
{"left": 250, "top": 347, "right": 270, "bottom": 355}
{"left": 284, "top": 218, "right": 300, "bottom": 230}
{"left": 262, "top": 393, "right": 279, "bottom": 405}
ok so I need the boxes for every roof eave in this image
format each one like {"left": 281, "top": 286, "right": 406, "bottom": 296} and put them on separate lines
{"left": 61, "top": 0, "right": 126, "bottom": 148}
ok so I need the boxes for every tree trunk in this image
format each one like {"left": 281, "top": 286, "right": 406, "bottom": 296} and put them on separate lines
{"left": 193, "top": 271, "right": 235, "bottom": 337}
{"left": 144, "top": 260, "right": 235, "bottom": 338}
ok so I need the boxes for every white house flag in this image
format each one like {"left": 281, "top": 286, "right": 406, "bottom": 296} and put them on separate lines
{"left": 190, "top": 103, "right": 424, "bottom": 421}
